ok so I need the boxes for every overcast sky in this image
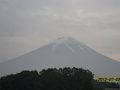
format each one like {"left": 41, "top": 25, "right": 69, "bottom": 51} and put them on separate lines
{"left": 0, "top": 0, "right": 120, "bottom": 62}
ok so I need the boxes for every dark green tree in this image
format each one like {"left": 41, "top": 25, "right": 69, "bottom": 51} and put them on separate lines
{"left": 0, "top": 67, "right": 95, "bottom": 90}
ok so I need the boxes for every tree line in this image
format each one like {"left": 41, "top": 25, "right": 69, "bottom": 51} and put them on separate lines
{"left": 0, "top": 67, "right": 119, "bottom": 90}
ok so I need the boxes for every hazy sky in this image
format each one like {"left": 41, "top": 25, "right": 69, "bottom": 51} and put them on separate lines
{"left": 0, "top": 0, "right": 120, "bottom": 62}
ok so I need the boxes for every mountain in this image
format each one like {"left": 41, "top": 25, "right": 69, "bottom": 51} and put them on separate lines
{"left": 0, "top": 37, "right": 120, "bottom": 77}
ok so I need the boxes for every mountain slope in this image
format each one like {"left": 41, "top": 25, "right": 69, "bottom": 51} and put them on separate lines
{"left": 0, "top": 37, "right": 120, "bottom": 77}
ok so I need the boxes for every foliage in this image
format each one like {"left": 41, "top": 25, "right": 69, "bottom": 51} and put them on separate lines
{"left": 0, "top": 67, "right": 95, "bottom": 90}
{"left": 94, "top": 81, "right": 120, "bottom": 90}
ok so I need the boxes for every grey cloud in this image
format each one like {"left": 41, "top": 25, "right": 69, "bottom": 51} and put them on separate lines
{"left": 0, "top": 0, "right": 120, "bottom": 62}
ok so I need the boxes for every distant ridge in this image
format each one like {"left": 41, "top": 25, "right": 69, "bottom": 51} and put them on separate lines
{"left": 0, "top": 37, "right": 120, "bottom": 77}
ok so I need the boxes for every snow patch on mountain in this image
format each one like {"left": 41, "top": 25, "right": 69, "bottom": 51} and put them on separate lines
{"left": 52, "top": 37, "right": 86, "bottom": 52}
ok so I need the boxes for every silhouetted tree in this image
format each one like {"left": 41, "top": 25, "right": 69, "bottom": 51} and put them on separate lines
{"left": 0, "top": 67, "right": 95, "bottom": 90}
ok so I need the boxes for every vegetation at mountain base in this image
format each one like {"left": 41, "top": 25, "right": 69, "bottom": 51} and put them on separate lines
{"left": 0, "top": 67, "right": 119, "bottom": 90}
{"left": 94, "top": 81, "right": 119, "bottom": 90}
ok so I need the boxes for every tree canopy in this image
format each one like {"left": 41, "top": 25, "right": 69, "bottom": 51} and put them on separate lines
{"left": 0, "top": 67, "right": 119, "bottom": 90}
{"left": 0, "top": 67, "right": 94, "bottom": 90}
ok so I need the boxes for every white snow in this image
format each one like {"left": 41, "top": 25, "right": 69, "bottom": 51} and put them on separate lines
{"left": 52, "top": 37, "right": 75, "bottom": 52}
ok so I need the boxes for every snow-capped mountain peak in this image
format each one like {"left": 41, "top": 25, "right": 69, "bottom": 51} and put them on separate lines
{"left": 53, "top": 37, "right": 82, "bottom": 45}
{"left": 52, "top": 37, "right": 86, "bottom": 52}
{"left": 0, "top": 37, "right": 120, "bottom": 77}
